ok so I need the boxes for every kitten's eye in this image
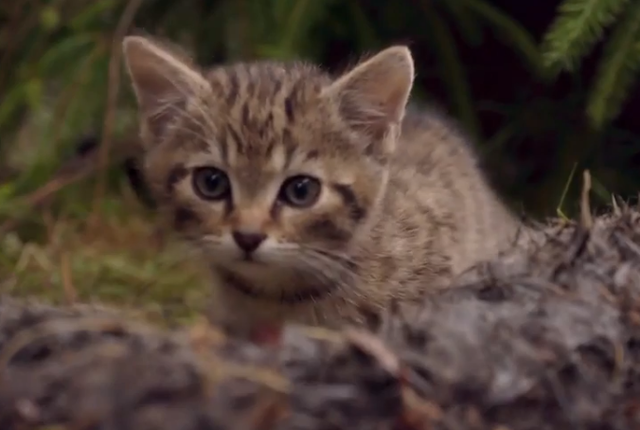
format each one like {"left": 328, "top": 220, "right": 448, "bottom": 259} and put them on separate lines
{"left": 192, "top": 167, "right": 231, "bottom": 200}
{"left": 279, "top": 175, "right": 321, "bottom": 208}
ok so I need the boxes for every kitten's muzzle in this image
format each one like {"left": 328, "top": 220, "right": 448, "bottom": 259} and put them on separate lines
{"left": 232, "top": 231, "right": 267, "bottom": 254}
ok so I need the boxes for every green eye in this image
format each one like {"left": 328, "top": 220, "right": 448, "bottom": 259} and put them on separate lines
{"left": 279, "top": 175, "right": 321, "bottom": 208}
{"left": 192, "top": 167, "right": 231, "bottom": 201}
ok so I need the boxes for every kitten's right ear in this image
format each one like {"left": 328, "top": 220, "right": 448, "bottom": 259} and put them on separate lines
{"left": 122, "top": 36, "right": 211, "bottom": 140}
{"left": 323, "top": 46, "right": 414, "bottom": 141}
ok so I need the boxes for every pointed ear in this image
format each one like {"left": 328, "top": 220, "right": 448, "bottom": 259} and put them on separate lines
{"left": 323, "top": 46, "right": 414, "bottom": 138}
{"left": 122, "top": 36, "right": 211, "bottom": 141}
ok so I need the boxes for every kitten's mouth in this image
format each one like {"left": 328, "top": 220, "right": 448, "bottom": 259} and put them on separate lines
{"left": 238, "top": 253, "right": 265, "bottom": 264}
{"left": 215, "top": 267, "right": 336, "bottom": 304}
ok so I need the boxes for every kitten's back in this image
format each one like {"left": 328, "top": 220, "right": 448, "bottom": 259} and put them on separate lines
{"left": 390, "top": 104, "right": 519, "bottom": 274}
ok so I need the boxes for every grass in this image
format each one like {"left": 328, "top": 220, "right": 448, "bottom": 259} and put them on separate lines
{"left": 0, "top": 39, "right": 210, "bottom": 328}
{"left": 0, "top": 190, "right": 210, "bottom": 327}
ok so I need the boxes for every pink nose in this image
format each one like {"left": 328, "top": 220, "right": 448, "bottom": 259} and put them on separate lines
{"left": 232, "top": 231, "right": 266, "bottom": 253}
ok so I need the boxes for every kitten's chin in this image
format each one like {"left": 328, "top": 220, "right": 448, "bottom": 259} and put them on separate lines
{"left": 211, "top": 263, "right": 337, "bottom": 304}
{"left": 221, "top": 261, "right": 296, "bottom": 287}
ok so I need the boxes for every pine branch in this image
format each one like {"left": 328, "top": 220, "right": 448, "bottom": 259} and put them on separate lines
{"left": 541, "top": 0, "right": 630, "bottom": 74}
{"left": 587, "top": 1, "right": 640, "bottom": 128}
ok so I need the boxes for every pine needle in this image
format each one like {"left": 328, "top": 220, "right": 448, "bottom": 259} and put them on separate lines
{"left": 587, "top": 0, "right": 640, "bottom": 128}
{"left": 541, "top": 0, "right": 631, "bottom": 73}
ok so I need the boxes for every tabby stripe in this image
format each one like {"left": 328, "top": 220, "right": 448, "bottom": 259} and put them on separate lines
{"left": 331, "top": 183, "right": 367, "bottom": 222}
{"left": 173, "top": 206, "right": 199, "bottom": 231}
{"left": 218, "top": 126, "right": 229, "bottom": 165}
{"left": 281, "top": 128, "right": 296, "bottom": 170}
{"left": 227, "top": 124, "right": 245, "bottom": 155}
{"left": 225, "top": 72, "right": 239, "bottom": 106}
{"left": 165, "top": 165, "right": 188, "bottom": 193}
{"left": 307, "top": 218, "right": 352, "bottom": 242}
{"left": 241, "top": 102, "right": 251, "bottom": 127}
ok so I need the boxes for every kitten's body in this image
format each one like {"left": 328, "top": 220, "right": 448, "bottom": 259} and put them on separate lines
{"left": 211, "top": 108, "right": 520, "bottom": 330}
{"left": 122, "top": 37, "right": 521, "bottom": 332}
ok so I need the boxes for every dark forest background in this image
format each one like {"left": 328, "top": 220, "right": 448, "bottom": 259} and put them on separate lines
{"left": 0, "top": 0, "right": 639, "bottom": 312}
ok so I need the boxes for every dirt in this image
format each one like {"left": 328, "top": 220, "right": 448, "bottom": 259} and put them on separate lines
{"left": 1, "top": 206, "right": 640, "bottom": 430}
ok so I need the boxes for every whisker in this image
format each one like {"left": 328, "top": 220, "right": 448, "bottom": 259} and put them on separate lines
{"left": 279, "top": 248, "right": 358, "bottom": 296}
{"left": 303, "top": 246, "right": 361, "bottom": 269}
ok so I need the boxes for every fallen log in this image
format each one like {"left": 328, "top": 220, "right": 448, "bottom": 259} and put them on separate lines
{"left": 0, "top": 206, "right": 639, "bottom": 430}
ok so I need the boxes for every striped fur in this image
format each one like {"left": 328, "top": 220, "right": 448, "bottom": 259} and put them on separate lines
{"left": 122, "top": 36, "right": 522, "bottom": 332}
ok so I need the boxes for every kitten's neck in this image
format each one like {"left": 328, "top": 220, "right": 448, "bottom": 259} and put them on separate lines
{"left": 207, "top": 264, "right": 366, "bottom": 330}
{"left": 211, "top": 263, "right": 344, "bottom": 304}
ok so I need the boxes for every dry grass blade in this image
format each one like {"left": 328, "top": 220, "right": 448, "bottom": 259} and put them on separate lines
{"left": 0, "top": 143, "right": 130, "bottom": 237}
{"left": 60, "top": 252, "right": 77, "bottom": 305}
{"left": 580, "top": 169, "right": 593, "bottom": 229}
{"left": 612, "top": 194, "right": 622, "bottom": 215}
{"left": 90, "top": 0, "right": 145, "bottom": 224}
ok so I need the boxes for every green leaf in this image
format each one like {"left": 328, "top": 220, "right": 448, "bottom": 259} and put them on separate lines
{"left": 484, "top": 119, "right": 523, "bottom": 152}
{"left": 345, "top": 0, "right": 380, "bottom": 51}
{"left": 37, "top": 33, "right": 97, "bottom": 77}
{"left": 590, "top": 173, "right": 612, "bottom": 202}
{"left": 255, "top": 45, "right": 290, "bottom": 60}
{"left": 0, "top": 182, "right": 16, "bottom": 203}
{"left": 441, "top": 0, "right": 484, "bottom": 46}
{"left": 69, "top": 0, "right": 117, "bottom": 30}
{"left": 39, "top": 6, "right": 60, "bottom": 30}
{"left": 0, "top": 86, "right": 27, "bottom": 129}
{"left": 423, "top": 9, "right": 480, "bottom": 140}
{"left": 25, "top": 79, "right": 43, "bottom": 108}
{"left": 279, "top": 0, "right": 339, "bottom": 56}
{"left": 587, "top": 1, "right": 640, "bottom": 128}
{"left": 541, "top": 0, "right": 630, "bottom": 73}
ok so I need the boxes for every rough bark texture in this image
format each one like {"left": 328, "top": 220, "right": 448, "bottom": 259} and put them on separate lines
{"left": 1, "top": 207, "right": 640, "bottom": 430}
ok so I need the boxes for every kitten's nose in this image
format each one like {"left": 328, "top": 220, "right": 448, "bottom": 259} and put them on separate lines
{"left": 232, "top": 231, "right": 266, "bottom": 253}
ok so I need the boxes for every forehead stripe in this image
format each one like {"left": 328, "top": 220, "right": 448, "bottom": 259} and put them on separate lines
{"left": 331, "top": 183, "right": 367, "bottom": 222}
{"left": 165, "top": 164, "right": 188, "bottom": 193}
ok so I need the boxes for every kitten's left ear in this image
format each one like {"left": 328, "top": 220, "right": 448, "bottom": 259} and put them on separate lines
{"left": 122, "top": 36, "right": 211, "bottom": 141}
{"left": 323, "top": 46, "right": 414, "bottom": 138}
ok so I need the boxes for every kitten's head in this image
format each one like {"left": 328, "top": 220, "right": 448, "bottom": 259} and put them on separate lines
{"left": 122, "top": 36, "right": 413, "bottom": 296}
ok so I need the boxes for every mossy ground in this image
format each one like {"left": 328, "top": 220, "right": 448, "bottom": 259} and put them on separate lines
{"left": 0, "top": 190, "right": 209, "bottom": 327}
{"left": 0, "top": 99, "right": 212, "bottom": 328}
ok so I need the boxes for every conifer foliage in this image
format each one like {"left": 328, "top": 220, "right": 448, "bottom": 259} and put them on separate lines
{"left": 541, "top": 0, "right": 640, "bottom": 128}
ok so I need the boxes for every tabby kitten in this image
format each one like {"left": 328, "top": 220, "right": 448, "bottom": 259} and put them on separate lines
{"left": 122, "top": 35, "right": 521, "bottom": 332}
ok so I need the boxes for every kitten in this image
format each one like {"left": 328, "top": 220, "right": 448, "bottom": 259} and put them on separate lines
{"left": 122, "top": 35, "right": 522, "bottom": 332}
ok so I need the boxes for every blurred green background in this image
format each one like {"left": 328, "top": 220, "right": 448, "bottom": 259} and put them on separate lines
{"left": 1, "top": 0, "right": 639, "bottom": 318}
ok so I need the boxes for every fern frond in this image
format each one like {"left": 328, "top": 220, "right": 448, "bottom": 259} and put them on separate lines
{"left": 541, "top": 0, "right": 630, "bottom": 73}
{"left": 587, "top": 1, "right": 640, "bottom": 128}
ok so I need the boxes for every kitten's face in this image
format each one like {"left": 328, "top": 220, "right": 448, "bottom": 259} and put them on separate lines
{"left": 122, "top": 36, "right": 414, "bottom": 295}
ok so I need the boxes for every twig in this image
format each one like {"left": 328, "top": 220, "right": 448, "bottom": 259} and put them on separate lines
{"left": 60, "top": 253, "right": 77, "bottom": 304}
{"left": 0, "top": 169, "right": 89, "bottom": 237}
{"left": 0, "top": 26, "right": 105, "bottom": 237}
{"left": 48, "top": 42, "right": 106, "bottom": 151}
{"left": 580, "top": 170, "right": 593, "bottom": 229}
{"left": 612, "top": 194, "right": 621, "bottom": 216}
{"left": 91, "top": 0, "right": 145, "bottom": 223}
{"left": 556, "top": 162, "right": 578, "bottom": 222}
